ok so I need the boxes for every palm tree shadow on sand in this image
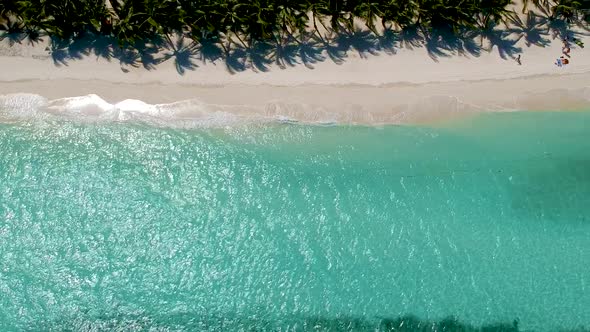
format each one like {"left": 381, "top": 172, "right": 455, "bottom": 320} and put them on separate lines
{"left": 23, "top": 16, "right": 584, "bottom": 75}
{"left": 159, "top": 36, "right": 199, "bottom": 75}
{"left": 510, "top": 11, "right": 552, "bottom": 47}
{"left": 423, "top": 28, "right": 474, "bottom": 61}
{"left": 477, "top": 23, "right": 523, "bottom": 60}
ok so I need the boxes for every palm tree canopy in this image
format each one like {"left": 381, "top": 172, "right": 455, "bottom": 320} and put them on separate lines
{"left": 1, "top": 0, "right": 586, "bottom": 43}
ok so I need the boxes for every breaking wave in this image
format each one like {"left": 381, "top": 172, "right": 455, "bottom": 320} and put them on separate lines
{"left": 1, "top": 87, "right": 590, "bottom": 127}
{"left": 0, "top": 93, "right": 486, "bottom": 127}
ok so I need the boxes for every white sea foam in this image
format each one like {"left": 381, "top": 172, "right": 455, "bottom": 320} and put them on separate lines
{"left": 0, "top": 93, "right": 49, "bottom": 118}
{"left": 1, "top": 89, "right": 589, "bottom": 127}
{"left": 0, "top": 93, "right": 346, "bottom": 127}
{"left": 0, "top": 93, "right": 255, "bottom": 127}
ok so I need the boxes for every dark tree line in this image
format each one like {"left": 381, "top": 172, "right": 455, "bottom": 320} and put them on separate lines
{"left": 0, "top": 0, "right": 588, "bottom": 46}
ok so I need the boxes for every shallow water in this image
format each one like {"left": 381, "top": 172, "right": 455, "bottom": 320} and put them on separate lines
{"left": 0, "top": 111, "right": 589, "bottom": 331}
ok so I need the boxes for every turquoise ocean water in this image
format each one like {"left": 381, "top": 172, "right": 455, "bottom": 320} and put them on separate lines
{"left": 0, "top": 110, "right": 589, "bottom": 331}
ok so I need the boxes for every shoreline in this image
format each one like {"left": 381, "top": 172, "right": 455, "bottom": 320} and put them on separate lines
{"left": 1, "top": 11, "right": 589, "bottom": 125}
{"left": 1, "top": 73, "right": 589, "bottom": 126}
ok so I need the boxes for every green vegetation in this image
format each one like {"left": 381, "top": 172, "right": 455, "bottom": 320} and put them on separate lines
{"left": 1, "top": 0, "right": 588, "bottom": 45}
{"left": 0, "top": 0, "right": 588, "bottom": 73}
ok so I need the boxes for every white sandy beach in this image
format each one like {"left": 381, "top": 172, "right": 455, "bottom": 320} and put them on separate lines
{"left": 1, "top": 10, "right": 589, "bottom": 125}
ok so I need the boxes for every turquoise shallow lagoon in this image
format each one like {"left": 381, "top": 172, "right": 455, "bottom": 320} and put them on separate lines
{"left": 0, "top": 111, "right": 589, "bottom": 331}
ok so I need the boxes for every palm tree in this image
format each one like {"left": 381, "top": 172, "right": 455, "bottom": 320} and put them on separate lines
{"left": 143, "top": 0, "right": 185, "bottom": 35}
{"left": 380, "top": 0, "right": 419, "bottom": 30}
{"left": 306, "top": 0, "right": 331, "bottom": 40}
{"left": 552, "top": 0, "right": 589, "bottom": 21}
{"left": 242, "top": 0, "right": 276, "bottom": 43}
{"left": 209, "top": 0, "right": 249, "bottom": 47}
{"left": 353, "top": 0, "right": 383, "bottom": 34}
{"left": 417, "top": 0, "right": 479, "bottom": 33}
{"left": 0, "top": 0, "right": 21, "bottom": 35}
{"left": 17, "top": 0, "right": 103, "bottom": 39}
{"left": 2, "top": 0, "right": 539, "bottom": 69}
{"left": 274, "top": 0, "right": 308, "bottom": 43}
{"left": 109, "top": 0, "right": 146, "bottom": 45}
{"left": 521, "top": 0, "right": 551, "bottom": 13}
{"left": 477, "top": 0, "right": 513, "bottom": 29}
{"left": 0, "top": 0, "right": 18, "bottom": 21}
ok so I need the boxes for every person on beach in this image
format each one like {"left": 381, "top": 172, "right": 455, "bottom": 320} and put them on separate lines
{"left": 563, "top": 45, "right": 571, "bottom": 57}
{"left": 560, "top": 56, "right": 569, "bottom": 65}
{"left": 516, "top": 54, "right": 522, "bottom": 65}
{"left": 555, "top": 57, "right": 565, "bottom": 67}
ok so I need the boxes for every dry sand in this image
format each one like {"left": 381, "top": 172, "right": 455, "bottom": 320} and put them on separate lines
{"left": 1, "top": 13, "right": 589, "bottom": 125}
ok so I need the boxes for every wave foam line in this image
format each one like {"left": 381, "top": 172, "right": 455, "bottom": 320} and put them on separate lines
{"left": 1, "top": 89, "right": 590, "bottom": 127}
{"left": 0, "top": 93, "right": 352, "bottom": 126}
{"left": 0, "top": 93, "right": 267, "bottom": 127}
